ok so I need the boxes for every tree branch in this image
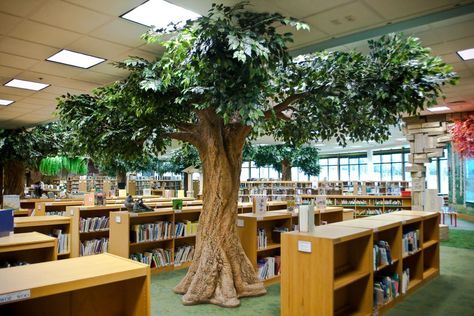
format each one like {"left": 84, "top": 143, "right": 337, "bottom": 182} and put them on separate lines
{"left": 264, "top": 93, "right": 307, "bottom": 119}
{"left": 167, "top": 132, "right": 199, "bottom": 146}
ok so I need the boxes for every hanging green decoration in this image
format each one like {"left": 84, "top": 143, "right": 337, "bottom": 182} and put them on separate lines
{"left": 39, "top": 156, "right": 88, "bottom": 176}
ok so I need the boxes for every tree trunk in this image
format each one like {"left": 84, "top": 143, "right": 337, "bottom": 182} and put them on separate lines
{"left": 116, "top": 170, "right": 127, "bottom": 189}
{"left": 174, "top": 110, "right": 266, "bottom": 307}
{"left": 3, "top": 160, "right": 26, "bottom": 195}
{"left": 281, "top": 159, "right": 292, "bottom": 181}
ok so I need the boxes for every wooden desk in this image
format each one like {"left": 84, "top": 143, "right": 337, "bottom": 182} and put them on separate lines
{"left": 0, "top": 253, "right": 150, "bottom": 315}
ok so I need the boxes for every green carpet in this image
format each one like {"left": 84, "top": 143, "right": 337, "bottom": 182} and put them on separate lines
{"left": 441, "top": 229, "right": 474, "bottom": 249}
{"left": 151, "top": 246, "right": 474, "bottom": 315}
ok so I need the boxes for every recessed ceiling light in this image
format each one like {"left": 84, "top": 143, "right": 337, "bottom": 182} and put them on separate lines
{"left": 4, "top": 79, "right": 49, "bottom": 91}
{"left": 457, "top": 48, "right": 474, "bottom": 61}
{"left": 427, "top": 106, "right": 450, "bottom": 112}
{"left": 0, "top": 99, "right": 14, "bottom": 106}
{"left": 47, "top": 49, "right": 105, "bottom": 68}
{"left": 121, "top": 0, "right": 200, "bottom": 28}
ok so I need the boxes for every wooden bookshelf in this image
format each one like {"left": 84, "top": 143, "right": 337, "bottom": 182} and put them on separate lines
{"left": 237, "top": 201, "right": 288, "bottom": 213}
{"left": 237, "top": 211, "right": 293, "bottom": 286}
{"left": 0, "top": 232, "right": 57, "bottom": 266}
{"left": 0, "top": 253, "right": 150, "bottom": 316}
{"left": 281, "top": 225, "right": 373, "bottom": 316}
{"left": 109, "top": 206, "right": 201, "bottom": 274}
{"left": 281, "top": 211, "right": 440, "bottom": 315}
{"left": 34, "top": 200, "right": 84, "bottom": 216}
{"left": 290, "top": 206, "right": 344, "bottom": 226}
{"left": 301, "top": 195, "right": 412, "bottom": 218}
{"left": 67, "top": 205, "right": 123, "bottom": 257}
{"left": 14, "top": 216, "right": 72, "bottom": 259}
{"left": 239, "top": 180, "right": 315, "bottom": 202}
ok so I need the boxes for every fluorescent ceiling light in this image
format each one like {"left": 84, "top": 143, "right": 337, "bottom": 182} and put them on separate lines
{"left": 457, "top": 48, "right": 474, "bottom": 61}
{"left": 427, "top": 106, "right": 450, "bottom": 112}
{"left": 121, "top": 0, "right": 200, "bottom": 28}
{"left": 4, "top": 79, "right": 49, "bottom": 91}
{"left": 47, "top": 49, "right": 105, "bottom": 68}
{"left": 0, "top": 99, "right": 14, "bottom": 106}
{"left": 396, "top": 138, "right": 406, "bottom": 141}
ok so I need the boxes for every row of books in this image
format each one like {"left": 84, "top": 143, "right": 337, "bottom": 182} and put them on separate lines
{"left": 80, "top": 216, "right": 109, "bottom": 233}
{"left": 0, "top": 260, "right": 30, "bottom": 269}
{"left": 336, "top": 200, "right": 368, "bottom": 206}
{"left": 175, "top": 220, "right": 199, "bottom": 237}
{"left": 130, "top": 248, "right": 172, "bottom": 268}
{"left": 174, "top": 245, "right": 194, "bottom": 265}
{"left": 374, "top": 240, "right": 392, "bottom": 269}
{"left": 358, "top": 209, "right": 383, "bottom": 216}
{"left": 257, "top": 256, "right": 281, "bottom": 280}
{"left": 131, "top": 221, "right": 173, "bottom": 243}
{"left": 80, "top": 238, "right": 108, "bottom": 256}
{"left": 374, "top": 200, "right": 403, "bottom": 206}
{"left": 257, "top": 228, "right": 267, "bottom": 249}
{"left": 374, "top": 274, "right": 400, "bottom": 307}
{"left": 45, "top": 211, "right": 66, "bottom": 216}
{"left": 402, "top": 230, "right": 420, "bottom": 256}
{"left": 51, "top": 229, "right": 69, "bottom": 254}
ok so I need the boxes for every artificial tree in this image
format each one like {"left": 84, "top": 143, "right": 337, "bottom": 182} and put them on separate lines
{"left": 0, "top": 122, "right": 65, "bottom": 197}
{"left": 251, "top": 144, "right": 320, "bottom": 180}
{"left": 56, "top": 3, "right": 457, "bottom": 307}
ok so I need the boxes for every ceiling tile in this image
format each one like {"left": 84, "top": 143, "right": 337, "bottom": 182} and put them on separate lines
{"left": 433, "top": 19, "right": 474, "bottom": 42}
{"left": 0, "top": 0, "right": 46, "bottom": 17}
{"left": 64, "top": 0, "right": 145, "bottom": 16}
{"left": 305, "top": 2, "right": 385, "bottom": 36}
{"left": 116, "top": 48, "right": 160, "bottom": 62}
{"left": 280, "top": 24, "right": 330, "bottom": 50}
{"left": 0, "top": 37, "right": 57, "bottom": 60}
{"left": 0, "top": 85, "right": 42, "bottom": 97}
{"left": 0, "top": 12, "right": 23, "bottom": 35}
{"left": 91, "top": 62, "right": 130, "bottom": 77}
{"left": 67, "top": 36, "right": 130, "bottom": 60}
{"left": 92, "top": 18, "right": 148, "bottom": 47}
{"left": 430, "top": 36, "right": 474, "bottom": 55}
{"left": 30, "top": 0, "right": 112, "bottom": 33}
{"left": 72, "top": 71, "right": 121, "bottom": 85}
{"left": 9, "top": 20, "right": 81, "bottom": 47}
{"left": 0, "top": 52, "right": 39, "bottom": 69}
{"left": 263, "top": 0, "right": 354, "bottom": 19}
{"left": 29, "top": 61, "right": 85, "bottom": 78}
{"left": 364, "top": 0, "right": 461, "bottom": 21}
{"left": 0, "top": 65, "right": 23, "bottom": 78}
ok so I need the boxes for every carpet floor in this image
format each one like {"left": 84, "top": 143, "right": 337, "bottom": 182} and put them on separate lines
{"left": 151, "top": 240, "right": 474, "bottom": 315}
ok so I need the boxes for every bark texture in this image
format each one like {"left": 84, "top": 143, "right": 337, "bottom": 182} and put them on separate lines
{"left": 281, "top": 159, "right": 292, "bottom": 181}
{"left": 174, "top": 109, "right": 266, "bottom": 307}
{"left": 4, "top": 160, "right": 26, "bottom": 195}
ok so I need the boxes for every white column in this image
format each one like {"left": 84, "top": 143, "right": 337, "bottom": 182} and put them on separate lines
{"left": 366, "top": 150, "right": 374, "bottom": 181}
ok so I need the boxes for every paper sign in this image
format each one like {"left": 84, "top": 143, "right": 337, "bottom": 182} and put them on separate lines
{"left": 2, "top": 195, "right": 20, "bottom": 211}
{"left": 83, "top": 193, "right": 95, "bottom": 206}
{"left": 236, "top": 219, "right": 244, "bottom": 227}
{"left": 0, "top": 290, "right": 31, "bottom": 304}
{"left": 252, "top": 195, "right": 267, "bottom": 218}
{"left": 142, "top": 188, "right": 151, "bottom": 196}
{"left": 115, "top": 216, "right": 121, "bottom": 224}
{"left": 316, "top": 197, "right": 326, "bottom": 212}
{"left": 298, "top": 240, "right": 312, "bottom": 253}
{"left": 118, "top": 189, "right": 127, "bottom": 197}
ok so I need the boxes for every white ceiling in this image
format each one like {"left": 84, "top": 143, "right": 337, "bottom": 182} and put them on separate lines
{"left": 0, "top": 0, "right": 473, "bottom": 153}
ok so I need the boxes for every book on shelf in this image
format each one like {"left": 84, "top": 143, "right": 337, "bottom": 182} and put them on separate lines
{"left": 401, "top": 268, "right": 410, "bottom": 294}
{"left": 0, "top": 208, "right": 13, "bottom": 237}
{"left": 257, "top": 228, "right": 267, "bottom": 249}
{"left": 402, "top": 230, "right": 420, "bottom": 256}
{"left": 80, "top": 238, "right": 108, "bottom": 256}
{"left": 46, "top": 210, "right": 67, "bottom": 216}
{"left": 175, "top": 220, "right": 199, "bottom": 237}
{"left": 131, "top": 221, "right": 173, "bottom": 243}
{"left": 51, "top": 228, "right": 69, "bottom": 254}
{"left": 374, "top": 273, "right": 400, "bottom": 308}
{"left": 174, "top": 245, "right": 194, "bottom": 265}
{"left": 257, "top": 256, "right": 280, "bottom": 280}
{"left": 130, "top": 248, "right": 172, "bottom": 268}
{"left": 374, "top": 240, "right": 392, "bottom": 269}
{"left": 80, "top": 216, "right": 109, "bottom": 233}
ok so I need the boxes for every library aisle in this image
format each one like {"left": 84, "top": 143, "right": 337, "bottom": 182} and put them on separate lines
{"left": 149, "top": 246, "right": 474, "bottom": 316}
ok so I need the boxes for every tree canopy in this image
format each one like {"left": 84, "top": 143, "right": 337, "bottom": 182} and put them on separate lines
{"left": 57, "top": 3, "right": 456, "bottom": 160}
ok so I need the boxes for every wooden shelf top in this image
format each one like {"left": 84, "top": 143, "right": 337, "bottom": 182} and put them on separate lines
{"left": 257, "top": 243, "right": 281, "bottom": 252}
{"left": 334, "top": 271, "right": 370, "bottom": 290}
{"left": 301, "top": 194, "right": 410, "bottom": 199}
{"left": 0, "top": 232, "right": 56, "bottom": 249}
{"left": 14, "top": 216, "right": 71, "bottom": 228}
{"left": 238, "top": 211, "right": 292, "bottom": 221}
{"left": 320, "top": 206, "right": 344, "bottom": 214}
{"left": 73, "top": 205, "right": 124, "bottom": 211}
{"left": 42, "top": 201, "right": 83, "bottom": 207}
{"left": 423, "top": 240, "right": 438, "bottom": 249}
{"left": 331, "top": 218, "right": 401, "bottom": 232}
{"left": 285, "top": 225, "right": 372, "bottom": 243}
{"left": 238, "top": 201, "right": 288, "bottom": 209}
{"left": 123, "top": 209, "right": 175, "bottom": 217}
{"left": 393, "top": 211, "right": 439, "bottom": 219}
{"left": 0, "top": 253, "right": 148, "bottom": 300}
{"left": 372, "top": 213, "right": 422, "bottom": 224}
{"left": 20, "top": 198, "right": 82, "bottom": 203}
{"left": 14, "top": 209, "right": 31, "bottom": 216}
